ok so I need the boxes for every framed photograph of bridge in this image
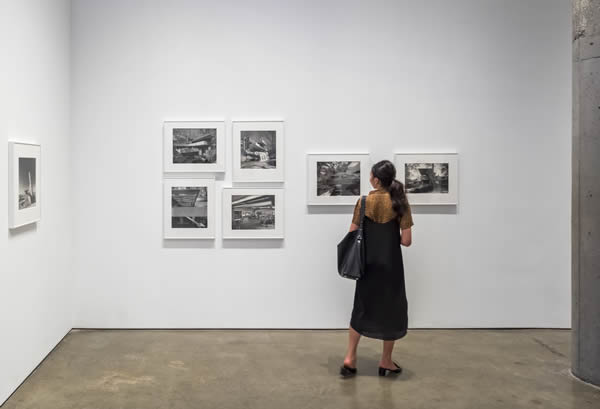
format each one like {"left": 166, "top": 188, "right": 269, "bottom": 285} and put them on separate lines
{"left": 394, "top": 153, "right": 458, "bottom": 206}
{"left": 232, "top": 120, "right": 284, "bottom": 183}
{"left": 222, "top": 188, "right": 284, "bottom": 239}
{"left": 9, "top": 142, "right": 41, "bottom": 229}
{"left": 163, "top": 121, "right": 225, "bottom": 173}
{"left": 306, "top": 153, "right": 371, "bottom": 206}
{"left": 164, "top": 179, "right": 215, "bottom": 239}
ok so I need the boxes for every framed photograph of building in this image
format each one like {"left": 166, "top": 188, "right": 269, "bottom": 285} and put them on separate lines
{"left": 8, "top": 142, "right": 41, "bottom": 229}
{"left": 163, "top": 179, "right": 215, "bottom": 239}
{"left": 163, "top": 121, "right": 225, "bottom": 173}
{"left": 394, "top": 153, "right": 458, "bottom": 205}
{"left": 306, "top": 153, "right": 371, "bottom": 205}
{"left": 232, "top": 121, "right": 284, "bottom": 183}
{"left": 222, "top": 188, "right": 284, "bottom": 239}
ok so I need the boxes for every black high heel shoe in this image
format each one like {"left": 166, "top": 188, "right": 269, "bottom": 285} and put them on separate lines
{"left": 340, "top": 365, "right": 357, "bottom": 378}
{"left": 378, "top": 361, "right": 402, "bottom": 377}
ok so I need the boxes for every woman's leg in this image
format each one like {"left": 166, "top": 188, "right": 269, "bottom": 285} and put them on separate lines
{"left": 380, "top": 340, "right": 396, "bottom": 368}
{"left": 343, "top": 327, "right": 361, "bottom": 368}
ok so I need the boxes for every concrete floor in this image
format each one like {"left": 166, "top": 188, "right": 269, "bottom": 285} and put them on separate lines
{"left": 3, "top": 330, "right": 600, "bottom": 409}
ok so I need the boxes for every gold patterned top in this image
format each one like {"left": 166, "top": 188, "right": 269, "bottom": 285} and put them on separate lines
{"left": 352, "top": 189, "right": 414, "bottom": 230}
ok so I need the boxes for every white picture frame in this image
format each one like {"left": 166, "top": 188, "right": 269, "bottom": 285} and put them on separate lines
{"left": 8, "top": 142, "right": 41, "bottom": 229}
{"left": 163, "top": 121, "right": 225, "bottom": 173}
{"left": 307, "top": 153, "right": 371, "bottom": 206}
{"left": 232, "top": 120, "right": 284, "bottom": 183}
{"left": 222, "top": 188, "right": 284, "bottom": 239}
{"left": 164, "top": 179, "right": 215, "bottom": 239}
{"left": 394, "top": 153, "right": 459, "bottom": 206}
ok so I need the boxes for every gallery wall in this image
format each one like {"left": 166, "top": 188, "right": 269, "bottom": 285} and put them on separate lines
{"left": 71, "top": 0, "right": 572, "bottom": 328}
{"left": 0, "top": 0, "right": 73, "bottom": 404}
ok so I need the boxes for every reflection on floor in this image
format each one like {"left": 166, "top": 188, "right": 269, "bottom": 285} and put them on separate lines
{"left": 3, "top": 329, "right": 599, "bottom": 409}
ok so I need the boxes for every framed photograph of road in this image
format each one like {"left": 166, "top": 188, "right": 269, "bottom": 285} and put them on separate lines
{"left": 394, "top": 153, "right": 458, "bottom": 205}
{"left": 163, "top": 179, "right": 215, "bottom": 239}
{"left": 306, "top": 154, "right": 371, "bottom": 205}
{"left": 9, "top": 142, "right": 41, "bottom": 229}
{"left": 163, "top": 121, "right": 225, "bottom": 173}
{"left": 232, "top": 121, "right": 284, "bottom": 183}
{"left": 222, "top": 188, "right": 284, "bottom": 239}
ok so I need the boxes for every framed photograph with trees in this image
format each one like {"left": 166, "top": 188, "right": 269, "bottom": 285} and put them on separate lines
{"left": 394, "top": 153, "right": 458, "bottom": 205}
{"left": 232, "top": 121, "right": 284, "bottom": 183}
{"left": 306, "top": 153, "right": 370, "bottom": 206}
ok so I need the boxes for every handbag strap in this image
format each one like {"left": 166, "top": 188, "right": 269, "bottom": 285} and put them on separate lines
{"left": 357, "top": 195, "right": 367, "bottom": 238}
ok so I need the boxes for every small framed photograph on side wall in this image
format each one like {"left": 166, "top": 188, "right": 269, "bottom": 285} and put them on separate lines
{"left": 9, "top": 142, "right": 41, "bottom": 229}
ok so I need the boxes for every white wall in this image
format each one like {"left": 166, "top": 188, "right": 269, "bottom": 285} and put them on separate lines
{"left": 0, "top": 0, "right": 73, "bottom": 404}
{"left": 71, "top": 0, "right": 572, "bottom": 329}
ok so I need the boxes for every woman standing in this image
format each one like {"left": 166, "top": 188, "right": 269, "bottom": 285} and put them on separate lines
{"left": 341, "top": 160, "right": 413, "bottom": 377}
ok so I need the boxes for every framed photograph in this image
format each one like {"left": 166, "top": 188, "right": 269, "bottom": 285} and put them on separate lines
{"left": 232, "top": 121, "right": 284, "bottom": 183}
{"left": 163, "top": 121, "right": 225, "bottom": 173}
{"left": 8, "top": 142, "right": 41, "bottom": 229}
{"left": 222, "top": 188, "right": 284, "bottom": 239}
{"left": 307, "top": 153, "right": 371, "bottom": 205}
{"left": 394, "top": 153, "right": 458, "bottom": 205}
{"left": 163, "top": 179, "right": 215, "bottom": 239}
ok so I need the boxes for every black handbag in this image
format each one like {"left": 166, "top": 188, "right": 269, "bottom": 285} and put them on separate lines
{"left": 337, "top": 195, "right": 366, "bottom": 280}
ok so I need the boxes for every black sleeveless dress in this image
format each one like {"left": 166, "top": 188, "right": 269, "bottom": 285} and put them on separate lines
{"left": 350, "top": 216, "right": 408, "bottom": 341}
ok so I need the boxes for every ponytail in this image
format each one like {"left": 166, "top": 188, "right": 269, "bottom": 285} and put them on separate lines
{"left": 388, "top": 179, "right": 407, "bottom": 218}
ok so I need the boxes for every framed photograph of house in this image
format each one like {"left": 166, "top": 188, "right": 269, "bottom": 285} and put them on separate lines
{"left": 163, "top": 121, "right": 225, "bottom": 173}
{"left": 164, "top": 179, "right": 215, "bottom": 239}
{"left": 306, "top": 153, "right": 371, "bottom": 206}
{"left": 394, "top": 153, "right": 458, "bottom": 205}
{"left": 8, "top": 142, "right": 41, "bottom": 229}
{"left": 232, "top": 121, "right": 284, "bottom": 183}
{"left": 222, "top": 188, "right": 284, "bottom": 239}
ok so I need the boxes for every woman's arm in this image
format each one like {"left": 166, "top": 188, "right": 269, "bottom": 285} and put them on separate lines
{"left": 401, "top": 227, "right": 412, "bottom": 247}
{"left": 349, "top": 223, "right": 359, "bottom": 232}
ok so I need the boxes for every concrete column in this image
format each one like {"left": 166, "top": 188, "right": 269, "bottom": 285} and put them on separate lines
{"left": 573, "top": 0, "right": 600, "bottom": 387}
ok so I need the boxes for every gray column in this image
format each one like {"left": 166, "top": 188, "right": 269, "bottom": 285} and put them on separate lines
{"left": 573, "top": 0, "right": 600, "bottom": 387}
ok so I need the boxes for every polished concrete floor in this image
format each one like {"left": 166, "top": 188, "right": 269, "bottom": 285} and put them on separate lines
{"left": 3, "top": 329, "right": 600, "bottom": 409}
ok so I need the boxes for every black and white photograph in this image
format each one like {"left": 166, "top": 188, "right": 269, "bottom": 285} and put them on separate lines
{"left": 222, "top": 188, "right": 284, "bottom": 239}
{"left": 405, "top": 163, "right": 449, "bottom": 194}
{"left": 9, "top": 142, "right": 41, "bottom": 229}
{"left": 172, "top": 128, "right": 217, "bottom": 164}
{"left": 163, "top": 121, "right": 225, "bottom": 173}
{"left": 240, "top": 131, "right": 276, "bottom": 169}
{"left": 18, "top": 157, "right": 37, "bottom": 210}
{"left": 163, "top": 179, "right": 215, "bottom": 239}
{"left": 316, "top": 161, "right": 360, "bottom": 196}
{"left": 171, "top": 186, "right": 208, "bottom": 229}
{"left": 231, "top": 195, "right": 275, "bottom": 230}
{"left": 232, "top": 121, "right": 284, "bottom": 182}
{"left": 394, "top": 153, "right": 458, "bottom": 205}
{"left": 307, "top": 154, "right": 370, "bottom": 205}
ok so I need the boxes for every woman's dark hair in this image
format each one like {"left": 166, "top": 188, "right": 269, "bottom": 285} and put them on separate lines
{"left": 371, "top": 160, "right": 407, "bottom": 217}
